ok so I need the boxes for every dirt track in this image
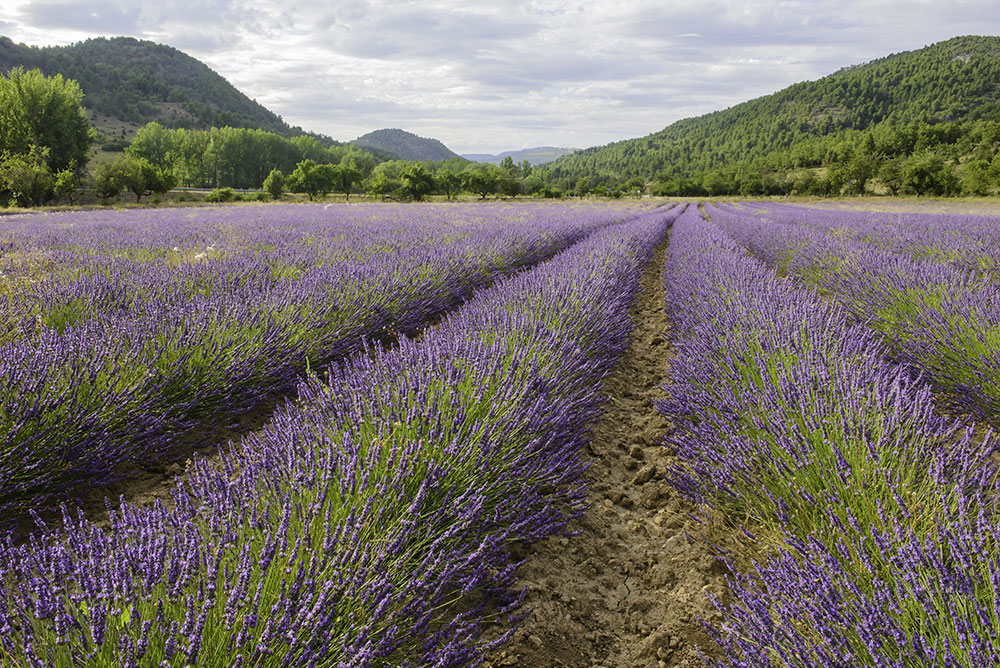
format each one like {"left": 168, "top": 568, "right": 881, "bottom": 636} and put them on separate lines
{"left": 485, "top": 237, "right": 729, "bottom": 668}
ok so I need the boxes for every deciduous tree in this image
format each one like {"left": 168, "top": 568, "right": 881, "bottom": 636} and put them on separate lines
{"left": 0, "top": 68, "right": 95, "bottom": 172}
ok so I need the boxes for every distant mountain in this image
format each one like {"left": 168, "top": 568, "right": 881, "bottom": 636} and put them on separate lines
{"left": 462, "top": 146, "right": 576, "bottom": 166}
{"left": 548, "top": 35, "right": 1000, "bottom": 182}
{"left": 352, "top": 128, "right": 461, "bottom": 162}
{"left": 0, "top": 36, "right": 296, "bottom": 138}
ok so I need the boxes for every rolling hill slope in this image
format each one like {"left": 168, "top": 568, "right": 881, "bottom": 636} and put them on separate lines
{"left": 351, "top": 128, "right": 462, "bottom": 162}
{"left": 0, "top": 36, "right": 292, "bottom": 136}
{"left": 547, "top": 35, "right": 1000, "bottom": 183}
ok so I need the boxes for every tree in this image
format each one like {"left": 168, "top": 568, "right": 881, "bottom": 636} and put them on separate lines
{"left": 0, "top": 146, "right": 55, "bottom": 206}
{"left": 961, "top": 159, "right": 993, "bottom": 195}
{"left": 92, "top": 153, "right": 175, "bottom": 202}
{"left": 522, "top": 173, "right": 545, "bottom": 196}
{"left": 497, "top": 158, "right": 523, "bottom": 198}
{"left": 0, "top": 68, "right": 95, "bottom": 172}
{"left": 842, "top": 148, "right": 878, "bottom": 195}
{"left": 463, "top": 165, "right": 500, "bottom": 199}
{"left": 127, "top": 122, "right": 174, "bottom": 169}
{"left": 118, "top": 153, "right": 175, "bottom": 201}
{"left": 53, "top": 166, "right": 82, "bottom": 204}
{"left": 400, "top": 163, "right": 435, "bottom": 201}
{"left": 365, "top": 161, "right": 406, "bottom": 200}
{"left": 435, "top": 168, "right": 462, "bottom": 200}
{"left": 364, "top": 172, "right": 394, "bottom": 201}
{"left": 91, "top": 160, "right": 124, "bottom": 201}
{"left": 333, "top": 163, "right": 360, "bottom": 201}
{"left": 877, "top": 157, "right": 905, "bottom": 195}
{"left": 902, "top": 152, "right": 959, "bottom": 197}
{"left": 262, "top": 168, "right": 286, "bottom": 200}
{"left": 289, "top": 160, "right": 336, "bottom": 200}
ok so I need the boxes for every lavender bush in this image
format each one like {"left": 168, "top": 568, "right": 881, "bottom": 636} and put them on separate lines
{"left": 706, "top": 201, "right": 1000, "bottom": 424}
{"left": 660, "top": 206, "right": 1000, "bottom": 666}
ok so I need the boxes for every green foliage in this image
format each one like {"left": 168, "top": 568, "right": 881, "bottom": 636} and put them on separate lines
{"left": 205, "top": 187, "right": 238, "bottom": 203}
{"left": 902, "top": 151, "right": 960, "bottom": 196}
{"left": 0, "top": 145, "right": 55, "bottom": 206}
{"left": 434, "top": 168, "right": 462, "bottom": 200}
{"left": 124, "top": 124, "right": 380, "bottom": 191}
{"left": 463, "top": 164, "right": 500, "bottom": 199}
{"left": 400, "top": 163, "right": 435, "bottom": 201}
{"left": 91, "top": 160, "right": 124, "bottom": 201}
{"left": 261, "top": 168, "right": 285, "bottom": 200}
{"left": 53, "top": 166, "right": 81, "bottom": 203}
{"left": 961, "top": 159, "right": 995, "bottom": 195}
{"left": 288, "top": 160, "right": 337, "bottom": 200}
{"left": 364, "top": 172, "right": 394, "bottom": 200}
{"left": 363, "top": 160, "right": 408, "bottom": 200}
{"left": 332, "top": 163, "right": 360, "bottom": 201}
{"left": 0, "top": 67, "right": 95, "bottom": 172}
{"left": 91, "top": 152, "right": 175, "bottom": 202}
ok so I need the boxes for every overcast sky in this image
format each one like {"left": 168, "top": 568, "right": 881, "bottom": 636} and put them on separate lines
{"left": 2, "top": 1, "right": 999, "bottom": 154}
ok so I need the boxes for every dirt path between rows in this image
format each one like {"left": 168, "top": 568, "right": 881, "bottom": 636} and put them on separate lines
{"left": 485, "top": 237, "right": 729, "bottom": 668}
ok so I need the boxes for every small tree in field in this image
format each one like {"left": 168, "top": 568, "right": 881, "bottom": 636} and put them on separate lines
{"left": 262, "top": 168, "right": 286, "bottom": 200}
{"left": 463, "top": 165, "right": 500, "bottom": 199}
{"left": 335, "top": 163, "right": 360, "bottom": 201}
{"left": 53, "top": 166, "right": 82, "bottom": 204}
{"left": 289, "top": 160, "right": 337, "bottom": 200}
{"left": 435, "top": 168, "right": 462, "bottom": 200}
{"left": 0, "top": 146, "right": 54, "bottom": 206}
{"left": 401, "top": 163, "right": 435, "bottom": 201}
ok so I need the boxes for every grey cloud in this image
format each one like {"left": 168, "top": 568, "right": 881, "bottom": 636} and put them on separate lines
{"left": 320, "top": 8, "right": 541, "bottom": 60}
{"left": 19, "top": 1, "right": 141, "bottom": 33}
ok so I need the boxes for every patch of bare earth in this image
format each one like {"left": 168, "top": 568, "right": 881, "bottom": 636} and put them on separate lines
{"left": 485, "top": 238, "right": 729, "bottom": 668}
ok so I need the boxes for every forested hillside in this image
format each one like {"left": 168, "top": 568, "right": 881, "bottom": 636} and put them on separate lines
{"left": 0, "top": 36, "right": 291, "bottom": 135}
{"left": 352, "top": 129, "right": 462, "bottom": 162}
{"left": 546, "top": 35, "right": 1000, "bottom": 195}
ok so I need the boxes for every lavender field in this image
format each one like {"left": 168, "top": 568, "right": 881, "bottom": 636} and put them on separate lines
{"left": 2, "top": 200, "right": 1000, "bottom": 667}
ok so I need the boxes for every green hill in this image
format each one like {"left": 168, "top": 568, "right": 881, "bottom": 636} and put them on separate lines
{"left": 0, "top": 36, "right": 294, "bottom": 137}
{"left": 547, "top": 35, "right": 1000, "bottom": 185}
{"left": 352, "top": 128, "right": 461, "bottom": 162}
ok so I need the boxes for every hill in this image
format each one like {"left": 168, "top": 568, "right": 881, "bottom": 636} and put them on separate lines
{"left": 0, "top": 36, "right": 296, "bottom": 140}
{"left": 352, "top": 129, "right": 461, "bottom": 162}
{"left": 463, "top": 146, "right": 576, "bottom": 166}
{"left": 547, "top": 35, "right": 1000, "bottom": 184}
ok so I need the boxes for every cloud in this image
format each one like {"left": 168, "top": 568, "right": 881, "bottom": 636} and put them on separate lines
{"left": 19, "top": 1, "right": 142, "bottom": 33}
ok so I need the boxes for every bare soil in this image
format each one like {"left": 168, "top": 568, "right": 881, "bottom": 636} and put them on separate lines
{"left": 485, "top": 238, "right": 729, "bottom": 668}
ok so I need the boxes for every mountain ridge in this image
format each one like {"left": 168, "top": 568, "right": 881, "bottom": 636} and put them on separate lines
{"left": 462, "top": 146, "right": 576, "bottom": 166}
{"left": 351, "top": 128, "right": 462, "bottom": 162}
{"left": 546, "top": 35, "right": 1000, "bottom": 183}
{"left": 0, "top": 36, "right": 290, "bottom": 135}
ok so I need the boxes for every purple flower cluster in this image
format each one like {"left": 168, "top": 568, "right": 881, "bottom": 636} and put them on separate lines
{"left": 0, "top": 202, "right": 635, "bottom": 519}
{"left": 0, "top": 205, "right": 678, "bottom": 666}
{"left": 660, "top": 206, "right": 1000, "bottom": 666}
{"left": 705, "top": 201, "right": 1000, "bottom": 424}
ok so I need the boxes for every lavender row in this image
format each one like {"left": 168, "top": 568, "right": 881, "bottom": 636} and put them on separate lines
{"left": 0, "top": 203, "right": 633, "bottom": 517}
{"left": 0, "top": 206, "right": 678, "bottom": 666}
{"left": 659, "top": 208, "right": 1000, "bottom": 666}
{"left": 736, "top": 200, "right": 1000, "bottom": 279}
{"left": 705, "top": 201, "right": 1000, "bottom": 424}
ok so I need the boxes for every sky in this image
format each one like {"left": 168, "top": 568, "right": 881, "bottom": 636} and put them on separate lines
{"left": 2, "top": 0, "right": 1000, "bottom": 154}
